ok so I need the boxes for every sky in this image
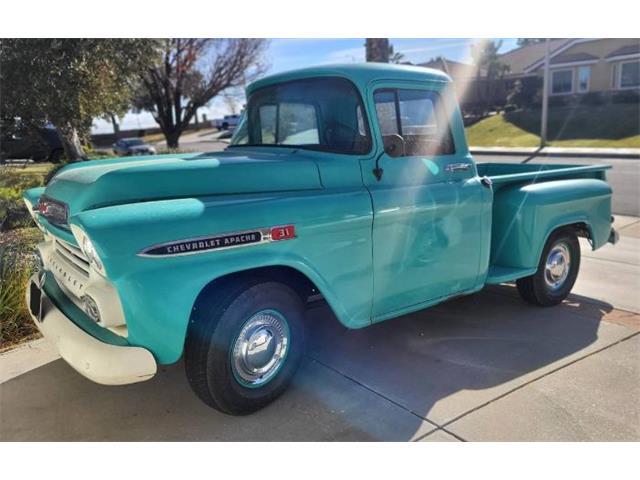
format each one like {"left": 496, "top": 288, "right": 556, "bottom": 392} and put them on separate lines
{"left": 92, "top": 38, "right": 519, "bottom": 134}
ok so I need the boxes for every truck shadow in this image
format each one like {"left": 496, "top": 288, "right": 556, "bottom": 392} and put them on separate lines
{"left": 0, "top": 285, "right": 618, "bottom": 441}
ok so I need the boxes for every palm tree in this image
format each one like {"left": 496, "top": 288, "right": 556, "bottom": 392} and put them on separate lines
{"left": 389, "top": 45, "right": 406, "bottom": 64}
{"left": 470, "top": 40, "right": 509, "bottom": 112}
{"left": 365, "top": 39, "right": 390, "bottom": 62}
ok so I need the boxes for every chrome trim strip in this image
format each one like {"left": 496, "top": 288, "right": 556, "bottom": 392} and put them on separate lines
{"left": 137, "top": 226, "right": 292, "bottom": 258}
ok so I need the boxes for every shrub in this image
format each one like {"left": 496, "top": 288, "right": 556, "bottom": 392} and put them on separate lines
{"left": 579, "top": 92, "right": 605, "bottom": 106}
{"left": 0, "top": 164, "right": 54, "bottom": 231}
{"left": 548, "top": 96, "right": 567, "bottom": 108}
{"left": 611, "top": 90, "right": 640, "bottom": 104}
{"left": 0, "top": 228, "right": 43, "bottom": 350}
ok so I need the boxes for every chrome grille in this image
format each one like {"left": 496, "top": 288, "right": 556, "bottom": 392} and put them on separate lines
{"left": 48, "top": 237, "right": 90, "bottom": 299}
{"left": 54, "top": 239, "right": 90, "bottom": 277}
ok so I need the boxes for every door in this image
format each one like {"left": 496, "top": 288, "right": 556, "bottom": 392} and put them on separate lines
{"left": 364, "top": 85, "right": 488, "bottom": 319}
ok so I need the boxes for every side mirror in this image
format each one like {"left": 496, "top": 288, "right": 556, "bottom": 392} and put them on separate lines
{"left": 383, "top": 134, "right": 405, "bottom": 158}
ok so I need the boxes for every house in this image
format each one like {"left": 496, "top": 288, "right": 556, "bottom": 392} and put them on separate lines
{"left": 501, "top": 38, "right": 640, "bottom": 99}
{"left": 417, "top": 57, "right": 498, "bottom": 112}
{"left": 415, "top": 39, "right": 639, "bottom": 112}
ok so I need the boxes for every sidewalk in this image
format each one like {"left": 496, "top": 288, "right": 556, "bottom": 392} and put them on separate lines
{"left": 470, "top": 146, "right": 640, "bottom": 159}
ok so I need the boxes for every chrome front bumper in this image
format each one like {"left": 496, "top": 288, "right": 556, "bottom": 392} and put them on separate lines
{"left": 26, "top": 273, "right": 157, "bottom": 385}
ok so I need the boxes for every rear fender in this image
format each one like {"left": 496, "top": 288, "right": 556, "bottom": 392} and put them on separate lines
{"left": 490, "top": 178, "right": 612, "bottom": 269}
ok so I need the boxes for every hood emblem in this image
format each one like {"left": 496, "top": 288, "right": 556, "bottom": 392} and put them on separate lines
{"left": 139, "top": 225, "right": 296, "bottom": 257}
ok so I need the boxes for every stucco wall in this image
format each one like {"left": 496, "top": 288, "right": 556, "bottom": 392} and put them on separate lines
{"left": 533, "top": 38, "right": 640, "bottom": 94}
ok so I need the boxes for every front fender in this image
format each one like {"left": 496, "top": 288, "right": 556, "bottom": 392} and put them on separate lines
{"left": 70, "top": 190, "right": 374, "bottom": 364}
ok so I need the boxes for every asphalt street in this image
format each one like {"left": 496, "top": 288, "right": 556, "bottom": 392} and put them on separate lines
{"left": 473, "top": 153, "right": 640, "bottom": 217}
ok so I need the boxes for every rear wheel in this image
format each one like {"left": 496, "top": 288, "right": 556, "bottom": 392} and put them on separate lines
{"left": 184, "top": 279, "right": 305, "bottom": 415}
{"left": 516, "top": 229, "right": 581, "bottom": 306}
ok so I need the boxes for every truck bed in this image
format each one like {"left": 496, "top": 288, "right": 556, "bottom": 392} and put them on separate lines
{"left": 477, "top": 162, "right": 614, "bottom": 285}
{"left": 476, "top": 162, "right": 611, "bottom": 189}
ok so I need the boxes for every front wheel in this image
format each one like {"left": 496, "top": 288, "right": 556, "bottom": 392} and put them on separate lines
{"left": 516, "top": 229, "right": 581, "bottom": 306}
{"left": 184, "top": 280, "right": 305, "bottom": 415}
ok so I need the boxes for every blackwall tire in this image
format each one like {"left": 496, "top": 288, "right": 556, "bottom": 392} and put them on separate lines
{"left": 184, "top": 279, "right": 305, "bottom": 415}
{"left": 517, "top": 229, "right": 581, "bottom": 307}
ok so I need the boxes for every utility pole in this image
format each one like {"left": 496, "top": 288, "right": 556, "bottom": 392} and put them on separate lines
{"left": 540, "top": 38, "right": 551, "bottom": 147}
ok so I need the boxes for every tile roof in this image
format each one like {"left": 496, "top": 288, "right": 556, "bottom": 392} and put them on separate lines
{"left": 550, "top": 52, "right": 598, "bottom": 65}
{"left": 606, "top": 43, "right": 640, "bottom": 58}
{"left": 417, "top": 58, "right": 481, "bottom": 79}
{"left": 499, "top": 39, "right": 570, "bottom": 76}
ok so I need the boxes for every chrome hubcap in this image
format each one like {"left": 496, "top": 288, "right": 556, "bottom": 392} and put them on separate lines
{"left": 544, "top": 242, "right": 571, "bottom": 291}
{"left": 231, "top": 309, "right": 289, "bottom": 387}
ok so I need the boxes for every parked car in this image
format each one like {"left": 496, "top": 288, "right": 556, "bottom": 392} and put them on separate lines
{"left": 24, "top": 64, "right": 618, "bottom": 415}
{"left": 1, "top": 124, "right": 64, "bottom": 163}
{"left": 112, "top": 137, "right": 156, "bottom": 156}
{"left": 212, "top": 114, "right": 241, "bottom": 131}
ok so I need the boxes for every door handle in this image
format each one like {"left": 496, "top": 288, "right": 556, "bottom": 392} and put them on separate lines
{"left": 445, "top": 163, "right": 472, "bottom": 173}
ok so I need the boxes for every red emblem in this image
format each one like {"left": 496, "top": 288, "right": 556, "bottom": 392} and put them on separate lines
{"left": 270, "top": 225, "right": 295, "bottom": 241}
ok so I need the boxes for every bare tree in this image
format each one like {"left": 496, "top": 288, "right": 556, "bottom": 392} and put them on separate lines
{"left": 223, "top": 90, "right": 242, "bottom": 115}
{"left": 136, "top": 39, "right": 267, "bottom": 148}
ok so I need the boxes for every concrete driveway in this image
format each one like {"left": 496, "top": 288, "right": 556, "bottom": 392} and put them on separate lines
{"left": 1, "top": 221, "right": 639, "bottom": 441}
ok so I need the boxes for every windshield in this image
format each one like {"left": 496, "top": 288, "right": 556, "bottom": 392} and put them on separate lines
{"left": 230, "top": 77, "right": 371, "bottom": 155}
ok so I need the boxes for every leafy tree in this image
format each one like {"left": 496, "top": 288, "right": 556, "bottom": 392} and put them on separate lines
{"left": 135, "top": 39, "right": 267, "bottom": 148}
{"left": 0, "top": 39, "right": 158, "bottom": 161}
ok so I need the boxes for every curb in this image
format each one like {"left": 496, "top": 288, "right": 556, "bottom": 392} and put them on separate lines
{"left": 470, "top": 147, "right": 640, "bottom": 160}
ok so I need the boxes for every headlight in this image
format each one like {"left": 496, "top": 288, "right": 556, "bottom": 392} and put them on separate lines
{"left": 70, "top": 225, "right": 106, "bottom": 276}
{"left": 82, "top": 236, "right": 104, "bottom": 271}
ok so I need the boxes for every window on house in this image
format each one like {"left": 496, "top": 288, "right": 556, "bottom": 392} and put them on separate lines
{"left": 620, "top": 61, "right": 640, "bottom": 88}
{"left": 577, "top": 66, "right": 590, "bottom": 93}
{"left": 551, "top": 69, "right": 573, "bottom": 94}
{"left": 373, "top": 88, "right": 454, "bottom": 157}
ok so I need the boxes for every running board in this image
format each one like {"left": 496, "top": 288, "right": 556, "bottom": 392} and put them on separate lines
{"left": 486, "top": 266, "right": 537, "bottom": 285}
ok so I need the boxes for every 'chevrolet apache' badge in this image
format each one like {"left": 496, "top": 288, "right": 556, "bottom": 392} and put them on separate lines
{"left": 139, "top": 225, "right": 296, "bottom": 257}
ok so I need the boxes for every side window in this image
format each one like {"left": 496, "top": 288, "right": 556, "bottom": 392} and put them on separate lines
{"left": 356, "top": 105, "right": 366, "bottom": 136}
{"left": 374, "top": 88, "right": 454, "bottom": 156}
{"left": 373, "top": 91, "right": 398, "bottom": 135}
{"left": 279, "top": 103, "right": 319, "bottom": 145}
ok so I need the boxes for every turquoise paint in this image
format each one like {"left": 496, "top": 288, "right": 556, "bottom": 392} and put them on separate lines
{"left": 23, "top": 64, "right": 615, "bottom": 365}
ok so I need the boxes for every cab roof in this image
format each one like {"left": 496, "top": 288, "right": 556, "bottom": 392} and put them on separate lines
{"left": 246, "top": 63, "right": 451, "bottom": 95}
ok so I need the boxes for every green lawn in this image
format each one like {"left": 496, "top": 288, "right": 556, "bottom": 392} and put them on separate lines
{"left": 466, "top": 103, "right": 640, "bottom": 148}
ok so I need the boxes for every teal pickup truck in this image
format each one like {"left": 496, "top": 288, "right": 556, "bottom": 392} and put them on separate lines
{"left": 24, "top": 64, "right": 618, "bottom": 414}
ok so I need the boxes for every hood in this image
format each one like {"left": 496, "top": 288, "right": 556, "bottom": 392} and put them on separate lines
{"left": 43, "top": 150, "right": 322, "bottom": 215}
